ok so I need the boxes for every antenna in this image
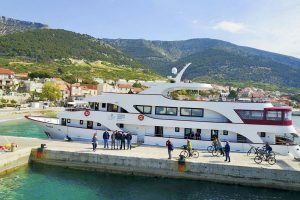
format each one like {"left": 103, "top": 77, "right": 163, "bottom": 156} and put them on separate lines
{"left": 174, "top": 63, "right": 191, "bottom": 83}
{"left": 171, "top": 67, "right": 177, "bottom": 75}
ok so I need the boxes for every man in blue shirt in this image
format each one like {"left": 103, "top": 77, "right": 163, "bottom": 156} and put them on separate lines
{"left": 103, "top": 130, "right": 110, "bottom": 149}
{"left": 224, "top": 141, "right": 230, "bottom": 162}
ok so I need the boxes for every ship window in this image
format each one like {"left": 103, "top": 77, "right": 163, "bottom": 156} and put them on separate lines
{"left": 180, "top": 108, "right": 203, "bottom": 117}
{"left": 260, "top": 132, "right": 266, "bottom": 137}
{"left": 284, "top": 111, "right": 292, "bottom": 121}
{"left": 223, "top": 130, "right": 228, "bottom": 135}
{"left": 175, "top": 127, "right": 180, "bottom": 132}
{"left": 180, "top": 108, "right": 191, "bottom": 116}
{"left": 134, "top": 105, "right": 152, "bottom": 114}
{"left": 166, "top": 107, "right": 177, "bottom": 115}
{"left": 155, "top": 106, "right": 166, "bottom": 115}
{"left": 89, "top": 102, "right": 95, "bottom": 110}
{"left": 80, "top": 120, "right": 83, "bottom": 125}
{"left": 61, "top": 118, "right": 66, "bottom": 126}
{"left": 97, "top": 123, "right": 101, "bottom": 126}
{"left": 266, "top": 111, "right": 282, "bottom": 121}
{"left": 143, "top": 106, "right": 152, "bottom": 114}
{"left": 102, "top": 103, "right": 106, "bottom": 108}
{"left": 237, "top": 110, "right": 264, "bottom": 120}
{"left": 155, "top": 106, "right": 177, "bottom": 116}
{"left": 119, "top": 123, "right": 124, "bottom": 128}
{"left": 67, "top": 119, "right": 71, "bottom": 123}
{"left": 107, "top": 104, "right": 118, "bottom": 112}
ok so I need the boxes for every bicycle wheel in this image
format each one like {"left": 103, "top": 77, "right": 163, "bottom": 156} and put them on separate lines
{"left": 180, "top": 150, "right": 188, "bottom": 158}
{"left": 268, "top": 157, "right": 276, "bottom": 165}
{"left": 207, "top": 146, "right": 213, "bottom": 153}
{"left": 192, "top": 151, "right": 199, "bottom": 158}
{"left": 254, "top": 155, "right": 263, "bottom": 164}
{"left": 212, "top": 150, "right": 220, "bottom": 157}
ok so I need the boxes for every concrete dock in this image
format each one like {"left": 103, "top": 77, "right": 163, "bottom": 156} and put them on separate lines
{"left": 1, "top": 136, "right": 300, "bottom": 191}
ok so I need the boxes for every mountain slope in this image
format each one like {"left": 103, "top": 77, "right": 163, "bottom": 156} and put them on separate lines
{"left": 105, "top": 38, "right": 300, "bottom": 88}
{"left": 0, "top": 16, "right": 48, "bottom": 35}
{"left": 0, "top": 29, "right": 141, "bottom": 67}
{"left": 0, "top": 29, "right": 162, "bottom": 82}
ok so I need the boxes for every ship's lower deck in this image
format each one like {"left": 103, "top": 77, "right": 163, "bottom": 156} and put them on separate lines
{"left": 26, "top": 116, "right": 300, "bottom": 158}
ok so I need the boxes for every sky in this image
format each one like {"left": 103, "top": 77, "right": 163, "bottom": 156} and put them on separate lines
{"left": 1, "top": 0, "right": 300, "bottom": 58}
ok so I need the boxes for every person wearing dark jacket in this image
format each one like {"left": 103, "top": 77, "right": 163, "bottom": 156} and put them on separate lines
{"left": 103, "top": 130, "right": 110, "bottom": 149}
{"left": 126, "top": 132, "right": 132, "bottom": 150}
{"left": 92, "top": 133, "right": 98, "bottom": 152}
{"left": 116, "top": 131, "right": 121, "bottom": 149}
{"left": 120, "top": 132, "right": 126, "bottom": 150}
{"left": 224, "top": 141, "right": 230, "bottom": 162}
{"left": 111, "top": 131, "right": 116, "bottom": 149}
{"left": 166, "top": 139, "right": 174, "bottom": 159}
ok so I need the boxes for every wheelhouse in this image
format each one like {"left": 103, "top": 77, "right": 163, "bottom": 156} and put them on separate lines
{"left": 236, "top": 107, "right": 292, "bottom": 125}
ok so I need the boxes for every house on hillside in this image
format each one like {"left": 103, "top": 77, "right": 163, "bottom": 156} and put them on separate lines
{"left": 0, "top": 68, "right": 16, "bottom": 92}
{"left": 50, "top": 78, "right": 71, "bottom": 101}
{"left": 71, "top": 83, "right": 98, "bottom": 100}
{"left": 23, "top": 79, "right": 44, "bottom": 93}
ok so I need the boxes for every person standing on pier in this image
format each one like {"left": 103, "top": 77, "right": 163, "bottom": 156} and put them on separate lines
{"left": 92, "top": 133, "right": 98, "bottom": 152}
{"left": 116, "top": 131, "right": 121, "bottom": 149}
{"left": 166, "top": 139, "right": 174, "bottom": 159}
{"left": 103, "top": 130, "right": 110, "bottom": 149}
{"left": 111, "top": 131, "right": 116, "bottom": 149}
{"left": 120, "top": 132, "right": 126, "bottom": 150}
{"left": 224, "top": 141, "right": 230, "bottom": 162}
{"left": 126, "top": 132, "right": 132, "bottom": 150}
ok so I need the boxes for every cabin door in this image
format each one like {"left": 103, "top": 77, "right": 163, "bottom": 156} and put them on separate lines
{"left": 87, "top": 121, "right": 93, "bottom": 129}
{"left": 95, "top": 103, "right": 99, "bottom": 111}
{"left": 155, "top": 126, "right": 163, "bottom": 137}
{"left": 211, "top": 130, "right": 219, "bottom": 141}
{"left": 184, "top": 128, "right": 192, "bottom": 139}
{"left": 61, "top": 118, "right": 66, "bottom": 126}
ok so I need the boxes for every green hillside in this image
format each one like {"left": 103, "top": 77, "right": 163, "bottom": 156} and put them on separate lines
{"left": 105, "top": 38, "right": 300, "bottom": 89}
{"left": 0, "top": 29, "right": 142, "bottom": 67}
{"left": 0, "top": 29, "right": 162, "bottom": 82}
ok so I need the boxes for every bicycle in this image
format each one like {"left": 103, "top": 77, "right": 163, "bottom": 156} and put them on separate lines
{"left": 247, "top": 145, "right": 261, "bottom": 156}
{"left": 180, "top": 147, "right": 199, "bottom": 158}
{"left": 254, "top": 152, "right": 276, "bottom": 165}
{"left": 212, "top": 147, "right": 224, "bottom": 157}
{"left": 207, "top": 145, "right": 217, "bottom": 153}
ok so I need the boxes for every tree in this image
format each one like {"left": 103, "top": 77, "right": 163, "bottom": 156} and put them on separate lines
{"left": 132, "top": 82, "right": 142, "bottom": 88}
{"left": 41, "top": 82, "right": 61, "bottom": 102}
{"left": 228, "top": 90, "right": 238, "bottom": 99}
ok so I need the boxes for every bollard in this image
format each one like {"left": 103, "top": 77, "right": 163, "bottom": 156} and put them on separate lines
{"left": 177, "top": 155, "right": 186, "bottom": 172}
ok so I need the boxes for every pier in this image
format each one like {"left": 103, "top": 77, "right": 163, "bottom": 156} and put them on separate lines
{"left": 1, "top": 136, "right": 300, "bottom": 191}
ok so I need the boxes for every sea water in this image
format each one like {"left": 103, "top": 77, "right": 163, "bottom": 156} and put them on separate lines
{"left": 1, "top": 118, "right": 300, "bottom": 199}
{"left": 0, "top": 163, "right": 299, "bottom": 200}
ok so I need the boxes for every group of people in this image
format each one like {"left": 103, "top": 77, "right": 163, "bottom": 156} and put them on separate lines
{"left": 185, "top": 131, "right": 201, "bottom": 140}
{"left": 91, "top": 130, "right": 133, "bottom": 152}
{"left": 166, "top": 137, "right": 231, "bottom": 162}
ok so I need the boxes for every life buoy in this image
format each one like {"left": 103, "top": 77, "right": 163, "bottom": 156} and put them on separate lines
{"left": 84, "top": 109, "right": 90, "bottom": 117}
{"left": 138, "top": 114, "right": 144, "bottom": 121}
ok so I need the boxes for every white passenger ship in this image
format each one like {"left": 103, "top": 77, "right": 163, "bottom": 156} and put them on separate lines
{"left": 26, "top": 63, "right": 300, "bottom": 157}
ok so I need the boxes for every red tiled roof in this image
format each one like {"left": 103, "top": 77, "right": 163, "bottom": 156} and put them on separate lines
{"left": 80, "top": 84, "right": 97, "bottom": 90}
{"left": 0, "top": 68, "right": 15, "bottom": 75}
{"left": 118, "top": 84, "right": 133, "bottom": 89}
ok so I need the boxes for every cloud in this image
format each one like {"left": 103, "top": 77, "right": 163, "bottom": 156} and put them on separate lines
{"left": 213, "top": 21, "right": 246, "bottom": 33}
